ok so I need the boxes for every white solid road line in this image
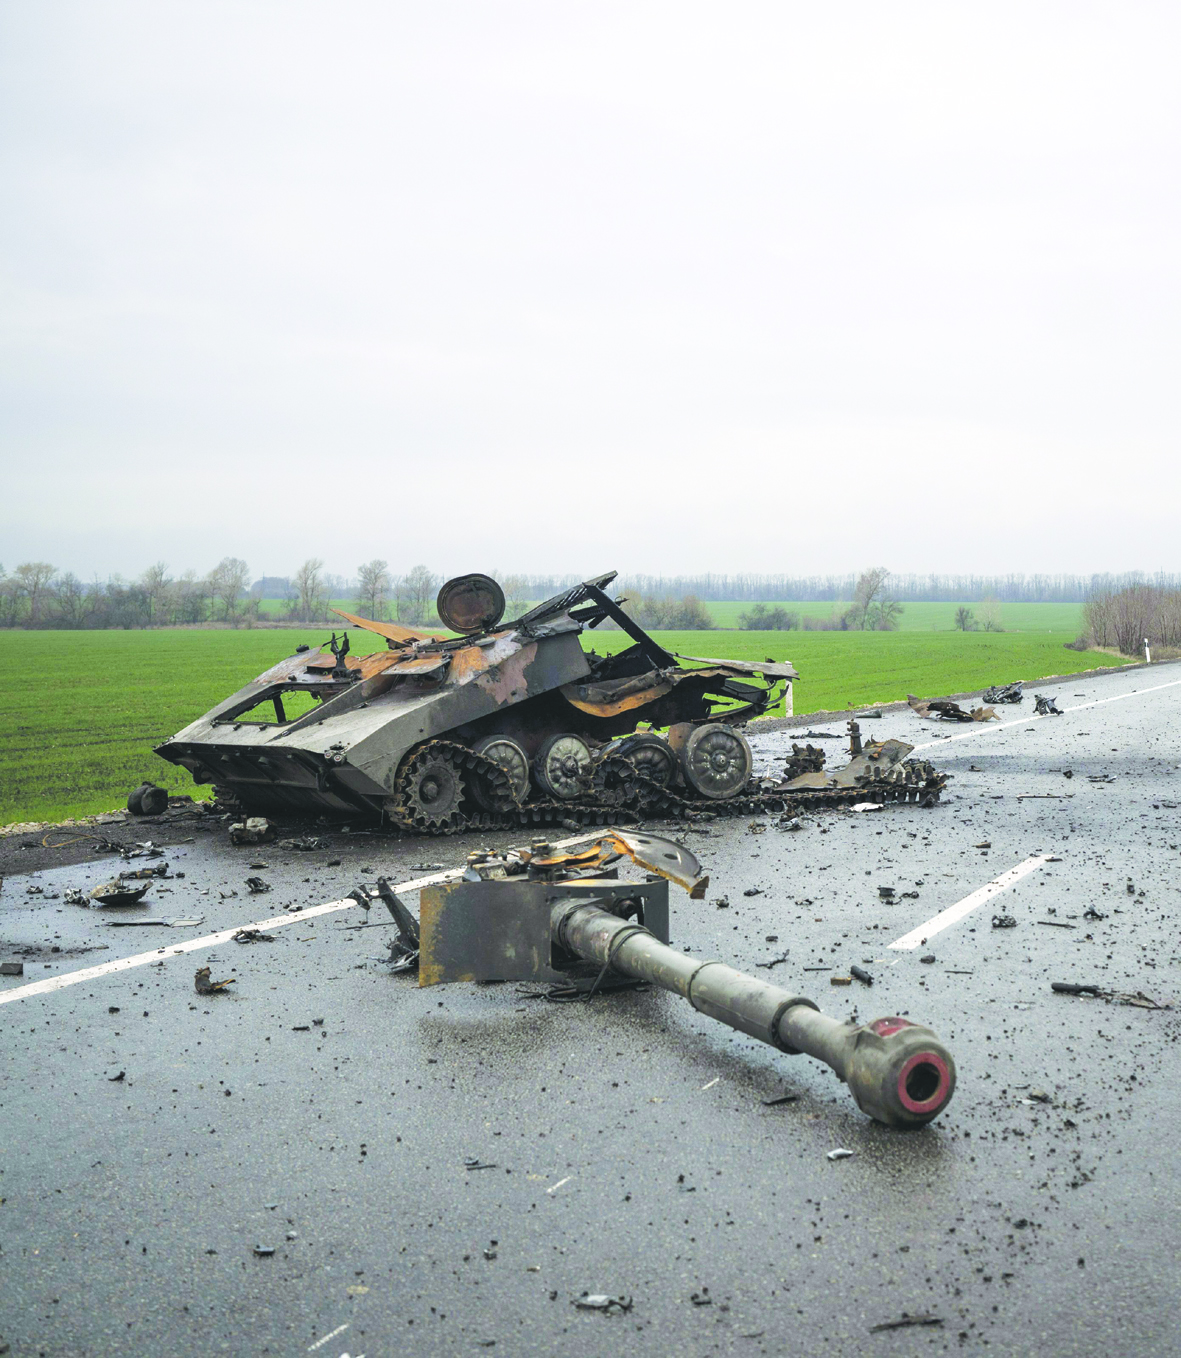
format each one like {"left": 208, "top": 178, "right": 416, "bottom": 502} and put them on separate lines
{"left": 0, "top": 830, "right": 604, "bottom": 1007}
{"left": 887, "top": 854, "right": 1053, "bottom": 951}
{"left": 910, "top": 674, "right": 1181, "bottom": 753}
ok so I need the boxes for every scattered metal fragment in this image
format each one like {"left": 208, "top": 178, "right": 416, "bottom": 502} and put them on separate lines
{"left": 194, "top": 967, "right": 234, "bottom": 995}
{"left": 983, "top": 683, "right": 1024, "bottom": 704}
{"left": 107, "top": 917, "right": 205, "bottom": 928}
{"left": 1034, "top": 694, "right": 1064, "bottom": 716}
{"left": 991, "top": 914, "right": 1018, "bottom": 929}
{"left": 1037, "top": 920, "right": 1076, "bottom": 929}
{"left": 464, "top": 1158, "right": 498, "bottom": 1171}
{"left": 850, "top": 802, "right": 884, "bottom": 812}
{"left": 572, "top": 1293, "right": 633, "bottom": 1314}
{"left": 869, "top": 1314, "right": 943, "bottom": 1333}
{"left": 743, "top": 887, "right": 764, "bottom": 897}
{"left": 714, "top": 895, "right": 731, "bottom": 909}
{"left": 974, "top": 842, "right": 992, "bottom": 849}
{"left": 1, "top": 962, "right": 25, "bottom": 976}
{"left": 252, "top": 1246, "right": 275, "bottom": 1257}
{"left": 282, "top": 837, "right": 324, "bottom": 852}
{"left": 878, "top": 886, "right": 895, "bottom": 899}
{"left": 1083, "top": 907, "right": 1107, "bottom": 920}
{"left": 233, "top": 928, "right": 276, "bottom": 943}
{"left": 1051, "top": 982, "right": 1170, "bottom": 1009}
{"left": 907, "top": 695, "right": 998, "bottom": 723}
{"left": 830, "top": 975, "right": 853, "bottom": 986}
{"left": 107, "top": 1070, "right": 125, "bottom": 1082}
{"left": 827, "top": 1148, "right": 856, "bottom": 1161}
{"left": 245, "top": 877, "right": 271, "bottom": 894}
{"left": 762, "top": 1094, "right": 799, "bottom": 1106}
{"left": 755, "top": 954, "right": 790, "bottom": 970}
{"left": 850, "top": 965, "right": 874, "bottom": 985}
{"left": 920, "top": 955, "right": 936, "bottom": 964}
{"left": 88, "top": 879, "right": 152, "bottom": 907}
{"left": 229, "top": 817, "right": 273, "bottom": 845}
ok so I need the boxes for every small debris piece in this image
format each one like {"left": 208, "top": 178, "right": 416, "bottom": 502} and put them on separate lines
{"left": 920, "top": 954, "right": 936, "bottom": 964}
{"left": 869, "top": 1314, "right": 943, "bottom": 1333}
{"left": 572, "top": 1293, "right": 633, "bottom": 1314}
{"left": 762, "top": 1094, "right": 799, "bottom": 1106}
{"left": 194, "top": 967, "right": 235, "bottom": 995}
{"left": 974, "top": 842, "right": 992, "bottom": 849}
{"left": 850, "top": 965, "right": 873, "bottom": 985}
{"left": 755, "top": 953, "right": 789, "bottom": 970}
{"left": 983, "top": 683, "right": 1023, "bottom": 704}
{"left": 252, "top": 1246, "right": 275, "bottom": 1257}
{"left": 464, "top": 1158, "right": 498, "bottom": 1170}
{"left": 991, "top": 914, "right": 1017, "bottom": 929}
{"left": 877, "top": 886, "right": 895, "bottom": 899}
{"left": 282, "top": 837, "right": 324, "bottom": 852}
{"left": 850, "top": 802, "right": 884, "bottom": 812}
{"left": 229, "top": 817, "right": 273, "bottom": 846}
{"left": 830, "top": 975, "right": 852, "bottom": 986}
{"left": 778, "top": 817, "right": 803, "bottom": 831}
{"left": 690, "top": 1290, "right": 713, "bottom": 1307}
{"left": 245, "top": 877, "right": 271, "bottom": 894}
{"left": 1083, "top": 907, "right": 1107, "bottom": 921}
{"left": 827, "top": 1148, "right": 856, "bottom": 1161}
{"left": 1051, "top": 982, "right": 1103, "bottom": 996}
{"left": 0, "top": 962, "right": 24, "bottom": 976}
{"left": 714, "top": 895, "right": 730, "bottom": 909}
{"left": 1028, "top": 1089, "right": 1051, "bottom": 1103}
{"left": 89, "top": 879, "right": 152, "bottom": 907}
{"left": 107, "top": 1070, "right": 125, "bottom": 1082}
{"left": 742, "top": 887, "right": 764, "bottom": 897}
{"left": 1034, "top": 694, "right": 1063, "bottom": 716}
{"left": 1037, "top": 920, "right": 1076, "bottom": 929}
{"left": 233, "top": 928, "right": 276, "bottom": 944}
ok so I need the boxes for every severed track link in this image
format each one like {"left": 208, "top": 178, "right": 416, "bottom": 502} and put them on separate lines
{"left": 390, "top": 739, "right": 949, "bottom": 837}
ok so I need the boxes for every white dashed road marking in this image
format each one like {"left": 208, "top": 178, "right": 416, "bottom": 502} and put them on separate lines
{"left": 887, "top": 854, "right": 1053, "bottom": 951}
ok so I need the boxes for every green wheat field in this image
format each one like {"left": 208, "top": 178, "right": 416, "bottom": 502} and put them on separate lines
{"left": 0, "top": 619, "right": 1122, "bottom": 826}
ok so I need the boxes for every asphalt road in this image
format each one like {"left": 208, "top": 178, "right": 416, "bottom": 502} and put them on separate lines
{"left": 2, "top": 663, "right": 1180, "bottom": 1357}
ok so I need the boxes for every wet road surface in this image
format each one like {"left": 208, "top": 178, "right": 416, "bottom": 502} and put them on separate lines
{"left": 2, "top": 664, "right": 1180, "bottom": 1356}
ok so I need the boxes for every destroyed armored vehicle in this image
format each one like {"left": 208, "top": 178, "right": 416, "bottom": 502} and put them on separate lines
{"left": 156, "top": 571, "right": 944, "bottom": 832}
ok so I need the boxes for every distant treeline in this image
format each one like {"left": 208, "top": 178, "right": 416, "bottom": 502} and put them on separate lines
{"left": 3, "top": 556, "right": 1178, "bottom": 630}
{"left": 606, "top": 572, "right": 1181, "bottom": 604}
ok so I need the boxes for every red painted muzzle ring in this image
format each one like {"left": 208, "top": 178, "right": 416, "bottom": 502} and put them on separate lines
{"left": 897, "top": 1051, "right": 951, "bottom": 1114}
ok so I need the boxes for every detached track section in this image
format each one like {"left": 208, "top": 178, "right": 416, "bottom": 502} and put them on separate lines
{"left": 388, "top": 739, "right": 949, "bottom": 836}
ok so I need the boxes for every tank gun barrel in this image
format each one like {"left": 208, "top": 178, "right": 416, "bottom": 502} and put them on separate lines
{"left": 553, "top": 901, "right": 956, "bottom": 1128}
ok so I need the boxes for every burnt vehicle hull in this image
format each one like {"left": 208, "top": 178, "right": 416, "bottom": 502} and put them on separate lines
{"left": 156, "top": 572, "right": 942, "bottom": 831}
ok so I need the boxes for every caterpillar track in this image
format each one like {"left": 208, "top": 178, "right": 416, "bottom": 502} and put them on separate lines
{"left": 387, "top": 738, "right": 948, "bottom": 836}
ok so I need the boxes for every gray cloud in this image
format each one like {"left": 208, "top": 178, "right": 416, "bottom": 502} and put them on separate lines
{"left": 1, "top": 2, "right": 1178, "bottom": 580}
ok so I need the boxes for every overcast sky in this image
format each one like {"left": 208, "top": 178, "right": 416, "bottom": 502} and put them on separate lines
{"left": 1, "top": 2, "right": 1178, "bottom": 584}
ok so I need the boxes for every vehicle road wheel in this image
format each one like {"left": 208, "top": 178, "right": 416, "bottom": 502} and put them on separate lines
{"left": 533, "top": 733, "right": 593, "bottom": 801}
{"left": 470, "top": 735, "right": 530, "bottom": 809}
{"left": 678, "top": 724, "right": 753, "bottom": 800}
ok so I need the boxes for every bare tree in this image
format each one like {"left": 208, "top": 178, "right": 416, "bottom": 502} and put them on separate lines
{"left": 14, "top": 561, "right": 56, "bottom": 623}
{"left": 56, "top": 572, "right": 85, "bottom": 626}
{"left": 399, "top": 564, "right": 439, "bottom": 625}
{"left": 138, "top": 561, "right": 170, "bottom": 626}
{"left": 979, "top": 595, "right": 1003, "bottom": 632}
{"left": 497, "top": 573, "right": 530, "bottom": 619}
{"left": 356, "top": 559, "right": 392, "bottom": 620}
{"left": 291, "top": 557, "right": 326, "bottom": 622}
{"left": 851, "top": 567, "right": 891, "bottom": 631}
{"left": 867, "top": 597, "right": 903, "bottom": 631}
{"left": 209, "top": 557, "right": 250, "bottom": 623}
